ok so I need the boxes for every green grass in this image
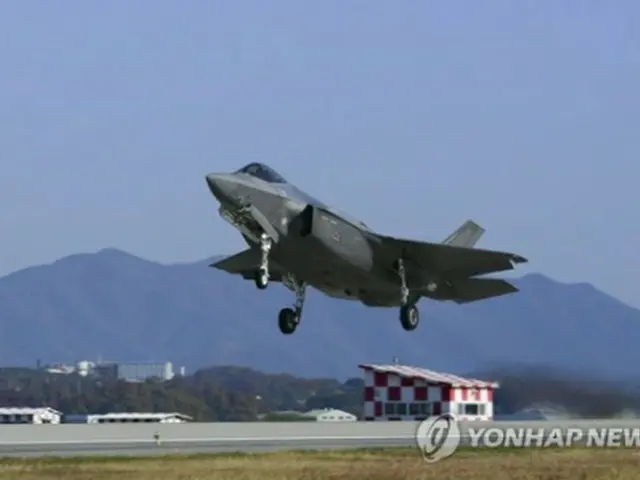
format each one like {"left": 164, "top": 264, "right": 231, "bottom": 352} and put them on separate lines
{"left": 0, "top": 447, "right": 639, "bottom": 479}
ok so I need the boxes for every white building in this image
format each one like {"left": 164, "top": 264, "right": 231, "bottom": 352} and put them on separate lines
{"left": 360, "top": 363, "right": 498, "bottom": 421}
{"left": 64, "top": 412, "right": 192, "bottom": 423}
{"left": 116, "top": 362, "right": 174, "bottom": 382}
{"left": 303, "top": 408, "right": 357, "bottom": 422}
{"left": 0, "top": 407, "right": 62, "bottom": 424}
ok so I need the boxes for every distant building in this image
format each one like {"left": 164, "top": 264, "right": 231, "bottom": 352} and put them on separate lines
{"left": 116, "top": 362, "right": 174, "bottom": 382}
{"left": 44, "top": 364, "right": 75, "bottom": 375}
{"left": 360, "top": 363, "right": 497, "bottom": 421}
{"left": 302, "top": 408, "right": 357, "bottom": 422}
{"left": 0, "top": 407, "right": 62, "bottom": 424}
{"left": 94, "top": 362, "right": 118, "bottom": 379}
{"left": 260, "top": 408, "right": 357, "bottom": 422}
{"left": 40, "top": 360, "right": 178, "bottom": 382}
{"left": 76, "top": 360, "right": 95, "bottom": 377}
{"left": 64, "top": 412, "right": 192, "bottom": 424}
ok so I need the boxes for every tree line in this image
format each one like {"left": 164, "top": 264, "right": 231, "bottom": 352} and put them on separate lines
{"left": 0, "top": 364, "right": 638, "bottom": 421}
{"left": 0, "top": 366, "right": 363, "bottom": 421}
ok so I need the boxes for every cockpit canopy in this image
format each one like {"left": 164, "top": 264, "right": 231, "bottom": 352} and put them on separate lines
{"left": 235, "top": 162, "right": 288, "bottom": 184}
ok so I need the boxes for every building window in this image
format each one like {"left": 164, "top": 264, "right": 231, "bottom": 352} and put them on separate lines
{"left": 397, "top": 403, "right": 407, "bottom": 415}
{"left": 457, "top": 403, "right": 485, "bottom": 415}
{"left": 419, "top": 403, "right": 431, "bottom": 416}
{"left": 384, "top": 403, "right": 395, "bottom": 415}
{"left": 409, "top": 403, "right": 420, "bottom": 415}
{"left": 465, "top": 404, "right": 479, "bottom": 415}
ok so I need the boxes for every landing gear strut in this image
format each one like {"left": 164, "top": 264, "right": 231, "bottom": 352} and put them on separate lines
{"left": 254, "top": 233, "right": 272, "bottom": 290}
{"left": 278, "top": 278, "right": 306, "bottom": 335}
{"left": 396, "top": 258, "right": 420, "bottom": 331}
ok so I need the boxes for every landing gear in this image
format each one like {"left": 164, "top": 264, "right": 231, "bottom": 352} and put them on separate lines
{"left": 400, "top": 304, "right": 420, "bottom": 331}
{"left": 278, "top": 308, "right": 298, "bottom": 334}
{"left": 255, "top": 267, "right": 269, "bottom": 290}
{"left": 397, "top": 258, "right": 409, "bottom": 305}
{"left": 254, "top": 233, "right": 272, "bottom": 290}
{"left": 278, "top": 278, "right": 306, "bottom": 335}
{"left": 396, "top": 257, "right": 420, "bottom": 331}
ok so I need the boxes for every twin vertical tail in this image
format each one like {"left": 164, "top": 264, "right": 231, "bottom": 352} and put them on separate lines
{"left": 442, "top": 220, "right": 485, "bottom": 248}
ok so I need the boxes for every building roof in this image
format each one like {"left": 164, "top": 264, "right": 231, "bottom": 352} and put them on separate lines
{"left": 84, "top": 412, "right": 192, "bottom": 420}
{"left": 0, "top": 407, "right": 62, "bottom": 415}
{"left": 359, "top": 363, "right": 499, "bottom": 388}
{"left": 303, "top": 408, "right": 356, "bottom": 418}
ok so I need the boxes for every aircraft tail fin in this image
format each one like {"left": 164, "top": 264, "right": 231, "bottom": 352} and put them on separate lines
{"left": 441, "top": 220, "right": 485, "bottom": 248}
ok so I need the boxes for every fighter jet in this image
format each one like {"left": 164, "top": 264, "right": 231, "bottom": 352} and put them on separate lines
{"left": 205, "top": 162, "right": 527, "bottom": 335}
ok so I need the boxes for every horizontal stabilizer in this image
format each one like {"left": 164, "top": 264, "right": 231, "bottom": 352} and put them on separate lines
{"left": 210, "top": 248, "right": 285, "bottom": 282}
{"left": 447, "top": 278, "right": 518, "bottom": 304}
{"left": 442, "top": 220, "right": 485, "bottom": 248}
{"left": 375, "top": 233, "right": 527, "bottom": 278}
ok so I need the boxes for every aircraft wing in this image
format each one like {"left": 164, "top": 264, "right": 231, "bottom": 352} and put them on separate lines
{"left": 417, "top": 278, "right": 519, "bottom": 304}
{"left": 374, "top": 235, "right": 527, "bottom": 278}
{"left": 210, "top": 248, "right": 286, "bottom": 282}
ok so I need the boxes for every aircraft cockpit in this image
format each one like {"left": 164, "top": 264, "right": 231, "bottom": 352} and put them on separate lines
{"left": 235, "top": 162, "right": 288, "bottom": 184}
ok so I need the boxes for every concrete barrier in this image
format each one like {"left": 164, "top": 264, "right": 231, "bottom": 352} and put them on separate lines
{"left": 0, "top": 419, "right": 638, "bottom": 445}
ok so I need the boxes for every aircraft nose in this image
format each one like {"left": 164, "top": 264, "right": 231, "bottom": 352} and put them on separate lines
{"left": 205, "top": 174, "right": 238, "bottom": 204}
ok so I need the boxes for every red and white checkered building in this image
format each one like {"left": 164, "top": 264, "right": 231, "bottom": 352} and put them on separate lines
{"left": 360, "top": 363, "right": 498, "bottom": 421}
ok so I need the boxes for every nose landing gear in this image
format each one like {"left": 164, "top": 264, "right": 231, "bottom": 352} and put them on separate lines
{"left": 254, "top": 233, "right": 272, "bottom": 290}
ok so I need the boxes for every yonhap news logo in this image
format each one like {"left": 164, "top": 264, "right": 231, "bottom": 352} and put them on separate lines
{"left": 415, "top": 414, "right": 640, "bottom": 463}
{"left": 415, "top": 413, "right": 461, "bottom": 463}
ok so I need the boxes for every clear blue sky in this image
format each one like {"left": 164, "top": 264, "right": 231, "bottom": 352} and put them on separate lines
{"left": 1, "top": 2, "right": 638, "bottom": 306}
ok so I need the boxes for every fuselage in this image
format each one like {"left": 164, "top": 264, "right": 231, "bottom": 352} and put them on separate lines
{"left": 206, "top": 170, "right": 402, "bottom": 304}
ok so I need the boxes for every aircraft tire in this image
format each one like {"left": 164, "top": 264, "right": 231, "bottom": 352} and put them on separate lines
{"left": 255, "top": 268, "right": 269, "bottom": 290}
{"left": 400, "top": 304, "right": 419, "bottom": 331}
{"left": 278, "top": 308, "right": 298, "bottom": 334}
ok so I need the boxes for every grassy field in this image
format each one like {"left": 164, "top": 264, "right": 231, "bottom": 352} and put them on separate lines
{"left": 0, "top": 447, "right": 639, "bottom": 479}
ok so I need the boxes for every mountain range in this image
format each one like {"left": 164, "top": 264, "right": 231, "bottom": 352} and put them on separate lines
{"left": 0, "top": 247, "right": 638, "bottom": 380}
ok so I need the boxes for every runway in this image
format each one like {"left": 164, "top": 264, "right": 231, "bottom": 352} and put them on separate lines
{"left": 0, "top": 436, "right": 415, "bottom": 458}
{"left": 1, "top": 419, "right": 638, "bottom": 458}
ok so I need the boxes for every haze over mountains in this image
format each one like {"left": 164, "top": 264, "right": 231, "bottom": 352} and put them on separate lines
{"left": 0, "top": 248, "right": 638, "bottom": 380}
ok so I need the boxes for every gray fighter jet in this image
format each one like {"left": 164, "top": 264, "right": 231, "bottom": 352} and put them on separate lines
{"left": 206, "top": 162, "right": 527, "bottom": 335}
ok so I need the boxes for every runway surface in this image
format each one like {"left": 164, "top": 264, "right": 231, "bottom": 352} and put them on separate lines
{"left": 2, "top": 419, "right": 638, "bottom": 458}
{"left": 0, "top": 437, "right": 415, "bottom": 458}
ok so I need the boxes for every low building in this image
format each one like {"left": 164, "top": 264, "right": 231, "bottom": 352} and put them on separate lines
{"left": 0, "top": 407, "right": 62, "bottom": 424}
{"left": 64, "top": 412, "right": 192, "bottom": 424}
{"left": 116, "top": 362, "right": 175, "bottom": 382}
{"left": 302, "top": 408, "right": 357, "bottom": 422}
{"left": 259, "top": 408, "right": 357, "bottom": 422}
{"left": 360, "top": 363, "right": 498, "bottom": 421}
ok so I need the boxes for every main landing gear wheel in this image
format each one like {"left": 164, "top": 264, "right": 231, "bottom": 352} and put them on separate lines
{"left": 395, "top": 256, "right": 419, "bottom": 331}
{"left": 277, "top": 277, "right": 306, "bottom": 335}
{"left": 278, "top": 307, "right": 299, "bottom": 334}
{"left": 254, "top": 267, "right": 269, "bottom": 290}
{"left": 400, "top": 304, "right": 420, "bottom": 331}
